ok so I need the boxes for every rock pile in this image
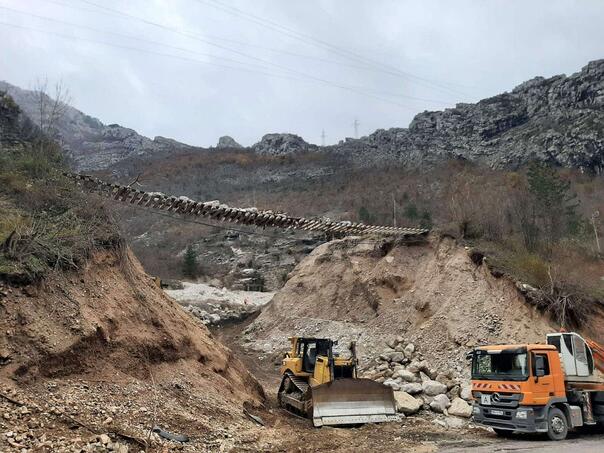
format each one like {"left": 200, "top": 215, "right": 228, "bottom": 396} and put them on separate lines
{"left": 361, "top": 337, "right": 473, "bottom": 427}
{"left": 184, "top": 301, "right": 258, "bottom": 326}
{"left": 165, "top": 281, "right": 274, "bottom": 326}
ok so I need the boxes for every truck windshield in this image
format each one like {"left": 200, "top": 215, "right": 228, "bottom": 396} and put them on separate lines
{"left": 472, "top": 350, "right": 529, "bottom": 381}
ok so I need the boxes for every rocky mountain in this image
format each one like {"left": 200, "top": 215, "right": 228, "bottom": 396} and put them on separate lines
{"left": 4, "top": 59, "right": 604, "bottom": 173}
{"left": 216, "top": 135, "right": 243, "bottom": 148}
{"left": 251, "top": 133, "right": 318, "bottom": 155}
{"left": 229, "top": 60, "right": 604, "bottom": 173}
{"left": 0, "top": 91, "right": 28, "bottom": 148}
{"left": 0, "top": 81, "right": 194, "bottom": 171}
{"left": 325, "top": 59, "right": 604, "bottom": 172}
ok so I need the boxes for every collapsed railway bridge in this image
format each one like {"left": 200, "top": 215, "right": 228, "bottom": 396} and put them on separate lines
{"left": 68, "top": 173, "right": 430, "bottom": 238}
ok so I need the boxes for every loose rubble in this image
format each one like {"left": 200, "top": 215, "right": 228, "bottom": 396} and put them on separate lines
{"left": 165, "top": 281, "right": 274, "bottom": 325}
{"left": 360, "top": 337, "right": 473, "bottom": 426}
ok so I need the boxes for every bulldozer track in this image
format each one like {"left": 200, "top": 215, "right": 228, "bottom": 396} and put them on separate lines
{"left": 283, "top": 372, "right": 310, "bottom": 395}
{"left": 67, "top": 173, "right": 430, "bottom": 238}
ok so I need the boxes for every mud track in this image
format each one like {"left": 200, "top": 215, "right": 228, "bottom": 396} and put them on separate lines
{"left": 212, "top": 320, "right": 497, "bottom": 452}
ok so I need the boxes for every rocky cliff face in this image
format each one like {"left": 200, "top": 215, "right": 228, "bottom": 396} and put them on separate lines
{"left": 327, "top": 60, "right": 604, "bottom": 172}
{"left": 0, "top": 81, "right": 194, "bottom": 171}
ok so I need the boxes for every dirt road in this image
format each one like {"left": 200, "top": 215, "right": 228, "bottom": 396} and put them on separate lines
{"left": 439, "top": 433, "right": 604, "bottom": 452}
{"left": 213, "top": 320, "right": 604, "bottom": 452}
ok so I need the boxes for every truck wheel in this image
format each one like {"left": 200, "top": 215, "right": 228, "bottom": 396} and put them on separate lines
{"left": 547, "top": 408, "right": 568, "bottom": 441}
{"left": 493, "top": 428, "right": 515, "bottom": 438}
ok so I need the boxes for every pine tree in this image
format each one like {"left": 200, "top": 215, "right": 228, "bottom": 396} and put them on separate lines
{"left": 526, "top": 162, "right": 580, "bottom": 250}
{"left": 358, "top": 206, "right": 375, "bottom": 224}
{"left": 182, "top": 245, "right": 198, "bottom": 279}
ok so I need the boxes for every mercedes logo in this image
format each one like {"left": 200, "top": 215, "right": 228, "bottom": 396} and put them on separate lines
{"left": 492, "top": 393, "right": 501, "bottom": 402}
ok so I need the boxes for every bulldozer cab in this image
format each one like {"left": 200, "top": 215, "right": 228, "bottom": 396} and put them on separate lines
{"left": 300, "top": 338, "right": 332, "bottom": 373}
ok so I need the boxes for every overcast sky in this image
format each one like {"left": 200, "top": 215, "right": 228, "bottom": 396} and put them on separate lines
{"left": 1, "top": 0, "right": 603, "bottom": 147}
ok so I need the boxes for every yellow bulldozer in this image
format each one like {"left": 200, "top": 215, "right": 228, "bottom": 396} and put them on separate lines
{"left": 278, "top": 337, "right": 399, "bottom": 427}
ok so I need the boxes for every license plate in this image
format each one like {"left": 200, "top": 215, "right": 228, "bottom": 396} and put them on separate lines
{"left": 481, "top": 394, "right": 492, "bottom": 405}
{"left": 490, "top": 409, "right": 504, "bottom": 416}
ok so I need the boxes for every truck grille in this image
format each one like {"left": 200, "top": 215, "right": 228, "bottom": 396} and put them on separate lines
{"left": 476, "top": 392, "right": 522, "bottom": 408}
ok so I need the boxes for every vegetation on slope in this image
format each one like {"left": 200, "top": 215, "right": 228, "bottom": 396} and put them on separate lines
{"left": 105, "top": 148, "right": 603, "bottom": 329}
{"left": 0, "top": 92, "right": 120, "bottom": 283}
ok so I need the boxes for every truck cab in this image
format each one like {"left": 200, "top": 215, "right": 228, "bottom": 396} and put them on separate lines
{"left": 470, "top": 334, "right": 604, "bottom": 440}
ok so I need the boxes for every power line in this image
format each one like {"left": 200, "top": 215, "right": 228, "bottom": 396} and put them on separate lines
{"left": 195, "top": 0, "right": 469, "bottom": 98}
{"left": 0, "top": 5, "right": 286, "bottom": 75}
{"left": 46, "top": 0, "right": 458, "bottom": 103}
{"left": 0, "top": 21, "right": 305, "bottom": 82}
{"left": 40, "top": 0, "right": 426, "bottom": 110}
{"left": 43, "top": 0, "right": 425, "bottom": 80}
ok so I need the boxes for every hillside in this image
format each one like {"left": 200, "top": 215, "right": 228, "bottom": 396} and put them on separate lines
{"left": 240, "top": 235, "right": 604, "bottom": 401}
{"left": 0, "top": 81, "right": 195, "bottom": 171}
{"left": 242, "top": 237, "right": 562, "bottom": 368}
{"left": 0, "top": 93, "right": 265, "bottom": 451}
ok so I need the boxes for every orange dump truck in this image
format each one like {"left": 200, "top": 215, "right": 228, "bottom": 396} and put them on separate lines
{"left": 470, "top": 332, "right": 604, "bottom": 440}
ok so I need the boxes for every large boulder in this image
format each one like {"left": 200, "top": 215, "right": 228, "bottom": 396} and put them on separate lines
{"left": 395, "top": 369, "right": 416, "bottom": 382}
{"left": 444, "top": 416, "right": 467, "bottom": 429}
{"left": 404, "top": 343, "right": 415, "bottom": 356}
{"left": 389, "top": 352, "right": 405, "bottom": 363}
{"left": 393, "top": 391, "right": 422, "bottom": 415}
{"left": 383, "top": 379, "right": 400, "bottom": 391}
{"left": 422, "top": 380, "right": 447, "bottom": 396}
{"left": 429, "top": 394, "right": 451, "bottom": 413}
{"left": 448, "top": 397, "right": 473, "bottom": 418}
{"left": 400, "top": 382, "right": 423, "bottom": 395}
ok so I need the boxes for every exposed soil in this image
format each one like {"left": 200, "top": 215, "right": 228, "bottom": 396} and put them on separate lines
{"left": 242, "top": 236, "right": 559, "bottom": 377}
{"left": 1, "top": 238, "right": 601, "bottom": 452}
{"left": 0, "top": 248, "right": 264, "bottom": 451}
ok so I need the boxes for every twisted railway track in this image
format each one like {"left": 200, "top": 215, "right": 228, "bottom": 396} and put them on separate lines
{"left": 68, "top": 173, "right": 429, "bottom": 238}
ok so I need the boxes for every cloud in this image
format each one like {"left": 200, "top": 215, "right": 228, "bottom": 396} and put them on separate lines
{"left": 2, "top": 0, "right": 603, "bottom": 147}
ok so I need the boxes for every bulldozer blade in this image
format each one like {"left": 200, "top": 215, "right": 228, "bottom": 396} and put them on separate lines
{"left": 311, "top": 378, "right": 400, "bottom": 427}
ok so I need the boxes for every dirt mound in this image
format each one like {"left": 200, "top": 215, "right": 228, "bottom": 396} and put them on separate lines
{"left": 0, "top": 248, "right": 264, "bottom": 450}
{"left": 243, "top": 236, "right": 559, "bottom": 373}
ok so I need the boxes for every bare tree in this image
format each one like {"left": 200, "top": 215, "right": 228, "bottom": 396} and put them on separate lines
{"left": 33, "top": 77, "right": 71, "bottom": 154}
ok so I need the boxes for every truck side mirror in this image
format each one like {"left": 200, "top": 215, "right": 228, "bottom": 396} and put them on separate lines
{"left": 534, "top": 355, "right": 546, "bottom": 379}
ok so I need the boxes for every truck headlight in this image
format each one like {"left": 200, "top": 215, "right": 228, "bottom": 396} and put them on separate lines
{"left": 472, "top": 405, "right": 480, "bottom": 415}
{"left": 515, "top": 410, "right": 528, "bottom": 419}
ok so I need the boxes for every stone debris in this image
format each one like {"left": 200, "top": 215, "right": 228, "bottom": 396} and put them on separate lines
{"left": 0, "top": 379, "right": 247, "bottom": 452}
{"left": 429, "top": 394, "right": 451, "bottom": 413}
{"left": 422, "top": 380, "right": 448, "bottom": 397}
{"left": 166, "top": 282, "right": 274, "bottom": 326}
{"left": 448, "top": 398, "right": 473, "bottom": 418}
{"left": 360, "top": 337, "right": 474, "bottom": 420}
{"left": 393, "top": 391, "right": 421, "bottom": 415}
